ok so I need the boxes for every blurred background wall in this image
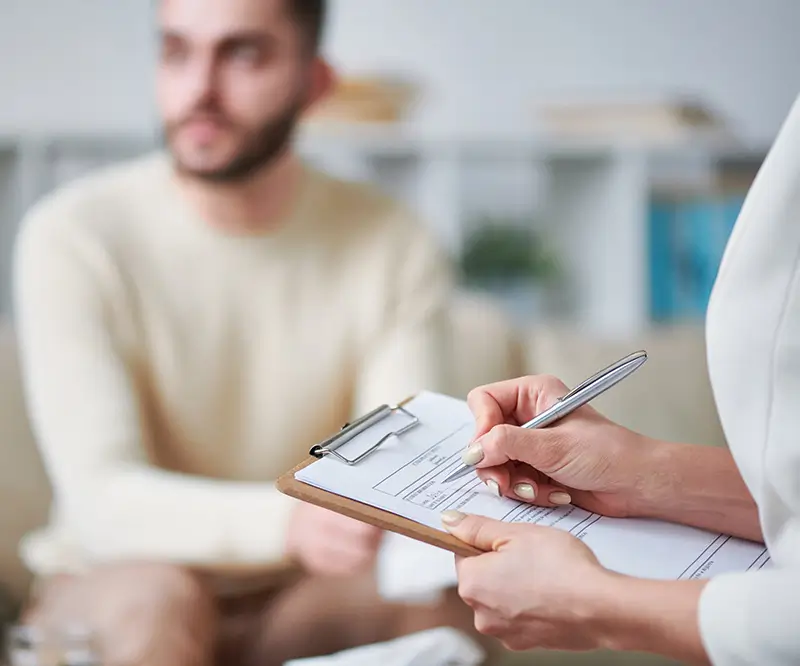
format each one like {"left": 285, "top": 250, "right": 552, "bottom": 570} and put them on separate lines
{"left": 1, "top": 0, "right": 798, "bottom": 139}
{"left": 0, "top": 0, "right": 798, "bottom": 336}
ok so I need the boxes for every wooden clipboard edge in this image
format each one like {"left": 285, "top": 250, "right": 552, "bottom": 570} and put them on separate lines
{"left": 276, "top": 459, "right": 481, "bottom": 558}
{"left": 275, "top": 395, "right": 481, "bottom": 558}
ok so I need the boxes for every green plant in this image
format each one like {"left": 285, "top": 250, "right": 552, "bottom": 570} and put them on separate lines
{"left": 458, "top": 219, "right": 561, "bottom": 286}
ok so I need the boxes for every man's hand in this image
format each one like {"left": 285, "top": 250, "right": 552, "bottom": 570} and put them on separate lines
{"left": 285, "top": 503, "right": 383, "bottom": 577}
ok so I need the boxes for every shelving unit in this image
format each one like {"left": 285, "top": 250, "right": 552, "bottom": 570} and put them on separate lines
{"left": 299, "top": 124, "right": 767, "bottom": 337}
{"left": 0, "top": 126, "right": 768, "bottom": 337}
{"left": 0, "top": 141, "right": 22, "bottom": 318}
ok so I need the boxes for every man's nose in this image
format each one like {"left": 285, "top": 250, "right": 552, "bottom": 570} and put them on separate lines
{"left": 185, "top": 56, "right": 220, "bottom": 107}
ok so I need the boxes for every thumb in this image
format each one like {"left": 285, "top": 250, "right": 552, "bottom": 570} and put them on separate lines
{"left": 441, "top": 511, "right": 518, "bottom": 552}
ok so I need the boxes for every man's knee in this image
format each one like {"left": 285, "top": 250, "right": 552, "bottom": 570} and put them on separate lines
{"left": 25, "top": 562, "right": 216, "bottom": 666}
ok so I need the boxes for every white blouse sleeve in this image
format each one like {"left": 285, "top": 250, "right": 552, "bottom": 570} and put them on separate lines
{"left": 699, "top": 567, "right": 800, "bottom": 665}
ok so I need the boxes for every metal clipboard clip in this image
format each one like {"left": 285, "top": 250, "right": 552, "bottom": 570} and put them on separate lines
{"left": 309, "top": 403, "right": 419, "bottom": 465}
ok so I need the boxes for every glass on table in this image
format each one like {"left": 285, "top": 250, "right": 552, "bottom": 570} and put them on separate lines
{"left": 4, "top": 624, "right": 101, "bottom": 666}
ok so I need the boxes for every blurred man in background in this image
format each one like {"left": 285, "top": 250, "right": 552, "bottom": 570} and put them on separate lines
{"left": 10, "top": 0, "right": 481, "bottom": 664}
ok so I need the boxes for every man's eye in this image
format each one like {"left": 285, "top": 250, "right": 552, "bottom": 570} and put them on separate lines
{"left": 231, "top": 45, "right": 261, "bottom": 64}
{"left": 161, "top": 43, "right": 187, "bottom": 64}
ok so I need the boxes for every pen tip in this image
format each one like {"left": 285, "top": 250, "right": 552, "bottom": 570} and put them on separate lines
{"left": 443, "top": 465, "right": 471, "bottom": 483}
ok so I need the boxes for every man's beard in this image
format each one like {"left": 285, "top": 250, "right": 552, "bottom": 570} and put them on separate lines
{"left": 165, "top": 99, "right": 303, "bottom": 183}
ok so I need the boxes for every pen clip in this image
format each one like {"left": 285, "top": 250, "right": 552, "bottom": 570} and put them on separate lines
{"left": 559, "top": 350, "right": 647, "bottom": 401}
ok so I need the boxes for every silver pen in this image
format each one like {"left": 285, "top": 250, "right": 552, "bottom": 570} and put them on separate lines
{"left": 442, "top": 349, "right": 648, "bottom": 483}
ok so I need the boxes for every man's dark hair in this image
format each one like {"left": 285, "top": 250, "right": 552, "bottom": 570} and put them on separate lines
{"left": 288, "top": 0, "right": 327, "bottom": 53}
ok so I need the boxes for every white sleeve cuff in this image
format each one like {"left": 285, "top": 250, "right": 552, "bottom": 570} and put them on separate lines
{"left": 698, "top": 566, "right": 800, "bottom": 665}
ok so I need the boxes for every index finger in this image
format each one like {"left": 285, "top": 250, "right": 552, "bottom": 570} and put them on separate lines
{"left": 467, "top": 375, "right": 568, "bottom": 440}
{"left": 466, "top": 381, "right": 513, "bottom": 440}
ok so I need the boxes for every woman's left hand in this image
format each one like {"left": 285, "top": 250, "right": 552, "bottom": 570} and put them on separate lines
{"left": 442, "top": 510, "right": 614, "bottom": 652}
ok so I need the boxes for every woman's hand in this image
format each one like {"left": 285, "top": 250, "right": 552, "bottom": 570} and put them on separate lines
{"left": 464, "top": 374, "right": 660, "bottom": 517}
{"left": 442, "top": 510, "right": 613, "bottom": 651}
{"left": 442, "top": 511, "right": 711, "bottom": 663}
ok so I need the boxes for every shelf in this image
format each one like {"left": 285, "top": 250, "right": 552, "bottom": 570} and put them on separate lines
{"left": 0, "top": 127, "right": 769, "bottom": 336}
{"left": 0, "top": 127, "right": 770, "bottom": 163}
{"left": 297, "top": 122, "right": 770, "bottom": 163}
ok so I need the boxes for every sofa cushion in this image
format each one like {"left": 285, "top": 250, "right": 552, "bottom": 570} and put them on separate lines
{"left": 522, "top": 324, "right": 726, "bottom": 448}
{"left": 0, "top": 322, "right": 51, "bottom": 603}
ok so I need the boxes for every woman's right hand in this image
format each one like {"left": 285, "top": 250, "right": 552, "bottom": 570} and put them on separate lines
{"left": 464, "top": 374, "right": 660, "bottom": 518}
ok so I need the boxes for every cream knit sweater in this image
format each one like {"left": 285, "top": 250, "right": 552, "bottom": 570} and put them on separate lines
{"left": 12, "top": 153, "right": 453, "bottom": 575}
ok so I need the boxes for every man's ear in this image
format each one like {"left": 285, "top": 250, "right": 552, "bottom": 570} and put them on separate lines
{"left": 303, "top": 57, "right": 336, "bottom": 114}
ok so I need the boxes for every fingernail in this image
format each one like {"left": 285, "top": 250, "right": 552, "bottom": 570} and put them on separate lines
{"left": 513, "top": 483, "right": 536, "bottom": 500}
{"left": 485, "top": 479, "right": 501, "bottom": 497}
{"left": 549, "top": 491, "right": 572, "bottom": 505}
{"left": 462, "top": 442, "right": 484, "bottom": 466}
{"left": 441, "top": 510, "right": 467, "bottom": 526}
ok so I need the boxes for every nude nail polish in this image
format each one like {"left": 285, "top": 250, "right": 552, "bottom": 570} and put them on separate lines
{"left": 461, "top": 442, "right": 484, "bottom": 466}
{"left": 549, "top": 491, "right": 572, "bottom": 505}
{"left": 514, "top": 483, "right": 536, "bottom": 500}
{"left": 441, "top": 510, "right": 467, "bottom": 526}
{"left": 485, "top": 479, "right": 501, "bottom": 497}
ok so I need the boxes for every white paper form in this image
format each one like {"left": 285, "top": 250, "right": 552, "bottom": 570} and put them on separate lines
{"left": 296, "top": 391, "right": 771, "bottom": 580}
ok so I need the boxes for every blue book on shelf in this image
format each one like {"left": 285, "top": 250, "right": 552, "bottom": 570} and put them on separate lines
{"left": 648, "top": 194, "right": 744, "bottom": 323}
{"left": 648, "top": 200, "right": 674, "bottom": 322}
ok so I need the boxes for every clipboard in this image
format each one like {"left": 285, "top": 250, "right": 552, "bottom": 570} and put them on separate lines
{"left": 276, "top": 395, "right": 482, "bottom": 558}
